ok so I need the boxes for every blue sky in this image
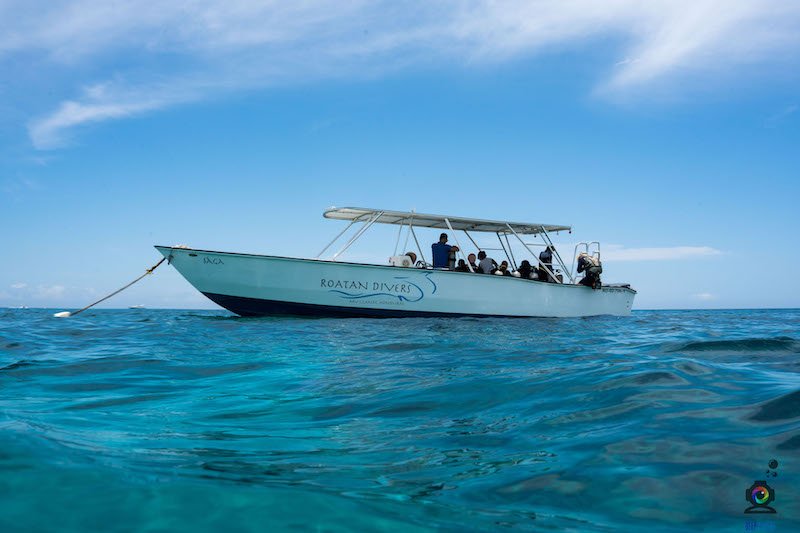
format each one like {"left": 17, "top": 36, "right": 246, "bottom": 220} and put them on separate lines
{"left": 1, "top": 1, "right": 798, "bottom": 310}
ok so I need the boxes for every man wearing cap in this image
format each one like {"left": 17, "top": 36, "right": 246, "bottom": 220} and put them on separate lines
{"left": 431, "top": 233, "right": 459, "bottom": 269}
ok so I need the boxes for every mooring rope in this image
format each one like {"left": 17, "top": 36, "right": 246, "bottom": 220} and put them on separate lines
{"left": 54, "top": 257, "right": 166, "bottom": 318}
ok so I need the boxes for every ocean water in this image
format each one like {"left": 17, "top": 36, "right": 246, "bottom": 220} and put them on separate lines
{"left": 1, "top": 308, "right": 799, "bottom": 532}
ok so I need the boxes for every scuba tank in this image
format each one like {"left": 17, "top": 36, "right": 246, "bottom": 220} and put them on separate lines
{"left": 587, "top": 256, "right": 602, "bottom": 289}
{"left": 578, "top": 254, "right": 603, "bottom": 289}
{"left": 583, "top": 254, "right": 602, "bottom": 275}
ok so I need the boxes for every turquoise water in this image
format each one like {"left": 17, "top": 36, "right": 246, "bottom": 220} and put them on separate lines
{"left": 1, "top": 308, "right": 799, "bottom": 532}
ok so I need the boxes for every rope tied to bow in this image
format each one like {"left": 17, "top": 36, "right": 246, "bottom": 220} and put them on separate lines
{"left": 54, "top": 257, "right": 166, "bottom": 318}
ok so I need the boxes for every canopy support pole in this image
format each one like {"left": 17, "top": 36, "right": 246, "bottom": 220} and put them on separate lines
{"left": 463, "top": 230, "right": 480, "bottom": 251}
{"left": 496, "top": 232, "right": 512, "bottom": 267}
{"left": 503, "top": 232, "right": 518, "bottom": 270}
{"left": 539, "top": 226, "right": 574, "bottom": 283}
{"left": 444, "top": 218, "right": 473, "bottom": 272}
{"left": 332, "top": 211, "right": 383, "bottom": 261}
{"left": 401, "top": 214, "right": 415, "bottom": 255}
{"left": 392, "top": 217, "right": 406, "bottom": 256}
{"left": 505, "top": 224, "right": 559, "bottom": 283}
{"left": 316, "top": 220, "right": 355, "bottom": 259}
{"left": 409, "top": 225, "right": 427, "bottom": 266}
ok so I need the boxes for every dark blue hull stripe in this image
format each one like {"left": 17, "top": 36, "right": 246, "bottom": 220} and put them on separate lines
{"left": 203, "top": 292, "right": 507, "bottom": 318}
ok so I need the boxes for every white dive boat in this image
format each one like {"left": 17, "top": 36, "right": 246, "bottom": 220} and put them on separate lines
{"left": 156, "top": 207, "right": 635, "bottom": 318}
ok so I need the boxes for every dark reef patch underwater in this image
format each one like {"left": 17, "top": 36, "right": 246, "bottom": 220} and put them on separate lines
{"left": 1, "top": 308, "right": 799, "bottom": 532}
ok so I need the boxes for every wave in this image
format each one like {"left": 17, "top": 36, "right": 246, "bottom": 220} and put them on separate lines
{"left": 750, "top": 389, "right": 800, "bottom": 422}
{"left": 668, "top": 337, "right": 798, "bottom": 353}
{"left": 0, "top": 360, "right": 37, "bottom": 372}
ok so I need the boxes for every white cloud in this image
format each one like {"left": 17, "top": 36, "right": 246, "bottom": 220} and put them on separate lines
{"left": 1, "top": 177, "right": 42, "bottom": 198}
{"left": 30, "top": 100, "right": 156, "bottom": 149}
{"left": 693, "top": 292, "right": 716, "bottom": 301}
{"left": 602, "top": 245, "right": 722, "bottom": 262}
{"left": 765, "top": 103, "right": 799, "bottom": 128}
{"left": 34, "top": 284, "right": 66, "bottom": 299}
{"left": 0, "top": 0, "right": 796, "bottom": 148}
{"left": 29, "top": 85, "right": 195, "bottom": 148}
{"left": 1, "top": 283, "right": 101, "bottom": 306}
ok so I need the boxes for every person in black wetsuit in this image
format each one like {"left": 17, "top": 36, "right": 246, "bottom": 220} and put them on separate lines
{"left": 516, "top": 260, "right": 534, "bottom": 279}
{"left": 454, "top": 259, "right": 470, "bottom": 272}
{"left": 495, "top": 261, "right": 513, "bottom": 276}
{"left": 577, "top": 252, "right": 603, "bottom": 289}
{"left": 538, "top": 245, "right": 556, "bottom": 282}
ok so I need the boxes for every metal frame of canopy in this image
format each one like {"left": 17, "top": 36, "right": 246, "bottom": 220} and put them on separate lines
{"left": 322, "top": 207, "right": 571, "bottom": 234}
{"left": 316, "top": 207, "right": 575, "bottom": 283}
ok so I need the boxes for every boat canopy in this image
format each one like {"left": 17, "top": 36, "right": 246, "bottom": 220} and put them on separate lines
{"left": 323, "top": 207, "right": 571, "bottom": 235}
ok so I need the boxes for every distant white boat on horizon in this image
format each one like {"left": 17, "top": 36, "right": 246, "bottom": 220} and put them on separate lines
{"left": 128, "top": 305, "right": 146, "bottom": 309}
{"left": 156, "top": 207, "right": 636, "bottom": 318}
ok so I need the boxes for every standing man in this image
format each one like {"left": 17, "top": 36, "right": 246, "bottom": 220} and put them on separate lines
{"left": 431, "top": 233, "right": 459, "bottom": 269}
{"left": 538, "top": 245, "right": 555, "bottom": 282}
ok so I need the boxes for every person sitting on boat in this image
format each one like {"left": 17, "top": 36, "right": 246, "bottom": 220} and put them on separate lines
{"left": 454, "top": 259, "right": 470, "bottom": 272}
{"left": 477, "top": 251, "right": 497, "bottom": 274}
{"left": 538, "top": 245, "right": 556, "bottom": 282}
{"left": 405, "top": 251, "right": 417, "bottom": 266}
{"left": 494, "top": 261, "right": 513, "bottom": 276}
{"left": 467, "top": 253, "right": 479, "bottom": 272}
{"left": 431, "top": 233, "right": 459, "bottom": 269}
{"left": 514, "top": 260, "right": 534, "bottom": 279}
{"left": 577, "top": 252, "right": 603, "bottom": 289}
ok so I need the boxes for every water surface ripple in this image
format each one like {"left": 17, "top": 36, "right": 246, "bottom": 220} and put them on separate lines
{"left": 1, "top": 309, "right": 799, "bottom": 531}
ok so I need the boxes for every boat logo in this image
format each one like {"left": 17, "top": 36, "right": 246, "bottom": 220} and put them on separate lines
{"left": 323, "top": 272, "right": 436, "bottom": 303}
{"left": 203, "top": 257, "right": 224, "bottom": 265}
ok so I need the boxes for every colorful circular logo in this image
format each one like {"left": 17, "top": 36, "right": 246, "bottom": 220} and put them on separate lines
{"left": 745, "top": 480, "right": 776, "bottom": 513}
{"left": 750, "top": 485, "right": 770, "bottom": 505}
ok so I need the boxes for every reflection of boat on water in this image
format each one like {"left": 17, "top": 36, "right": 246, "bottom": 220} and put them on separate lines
{"left": 156, "top": 207, "right": 636, "bottom": 318}
{"left": 128, "top": 305, "right": 145, "bottom": 309}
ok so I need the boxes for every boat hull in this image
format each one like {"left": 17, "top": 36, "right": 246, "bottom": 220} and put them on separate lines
{"left": 156, "top": 246, "right": 636, "bottom": 318}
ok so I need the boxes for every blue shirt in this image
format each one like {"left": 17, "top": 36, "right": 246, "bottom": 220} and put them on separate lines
{"left": 431, "top": 242, "right": 452, "bottom": 268}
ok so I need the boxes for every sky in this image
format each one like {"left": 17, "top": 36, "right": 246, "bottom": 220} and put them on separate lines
{"left": 1, "top": 0, "right": 799, "bottom": 310}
